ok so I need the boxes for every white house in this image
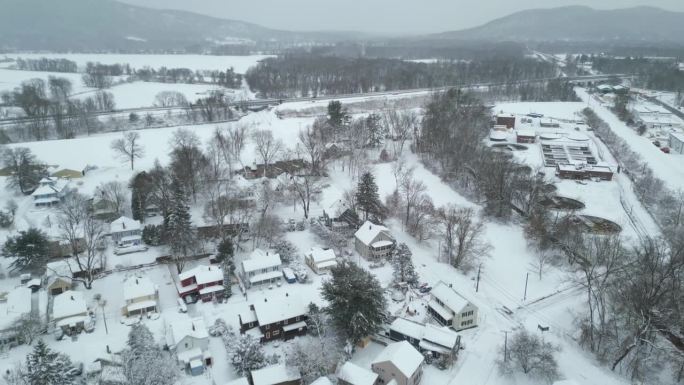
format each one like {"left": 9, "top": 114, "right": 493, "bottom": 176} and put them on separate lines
{"left": 305, "top": 247, "right": 338, "bottom": 274}
{"left": 165, "top": 313, "right": 212, "bottom": 375}
{"left": 31, "top": 177, "right": 69, "bottom": 207}
{"left": 389, "top": 317, "right": 461, "bottom": 360}
{"left": 122, "top": 275, "right": 158, "bottom": 317}
{"left": 241, "top": 249, "right": 282, "bottom": 288}
{"left": 371, "top": 341, "right": 424, "bottom": 385}
{"left": 337, "top": 361, "right": 378, "bottom": 385}
{"left": 250, "top": 364, "right": 302, "bottom": 385}
{"left": 427, "top": 282, "right": 478, "bottom": 331}
{"left": 354, "top": 221, "right": 395, "bottom": 259}
{"left": 52, "top": 290, "right": 89, "bottom": 335}
{"left": 669, "top": 132, "right": 684, "bottom": 154}
{"left": 0, "top": 287, "right": 33, "bottom": 346}
{"left": 109, "top": 216, "right": 143, "bottom": 246}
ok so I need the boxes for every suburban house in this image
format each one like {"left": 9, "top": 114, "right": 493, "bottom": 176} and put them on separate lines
{"left": 241, "top": 249, "right": 282, "bottom": 288}
{"left": 239, "top": 295, "right": 308, "bottom": 343}
{"left": 109, "top": 216, "right": 143, "bottom": 247}
{"left": 176, "top": 265, "right": 224, "bottom": 303}
{"left": 516, "top": 129, "right": 536, "bottom": 144}
{"left": 322, "top": 200, "right": 360, "bottom": 230}
{"left": 165, "top": 313, "right": 212, "bottom": 376}
{"left": 371, "top": 341, "right": 424, "bottom": 385}
{"left": 122, "top": 275, "right": 158, "bottom": 317}
{"left": 670, "top": 132, "right": 684, "bottom": 154}
{"left": 305, "top": 247, "right": 338, "bottom": 274}
{"left": 496, "top": 114, "right": 516, "bottom": 129}
{"left": 354, "top": 221, "right": 395, "bottom": 260}
{"left": 0, "top": 287, "right": 33, "bottom": 347}
{"left": 337, "top": 361, "right": 378, "bottom": 385}
{"left": 52, "top": 290, "right": 89, "bottom": 335}
{"left": 389, "top": 317, "right": 461, "bottom": 360}
{"left": 45, "top": 261, "right": 73, "bottom": 296}
{"left": 31, "top": 177, "right": 70, "bottom": 207}
{"left": 250, "top": 364, "right": 302, "bottom": 385}
{"left": 427, "top": 282, "right": 478, "bottom": 331}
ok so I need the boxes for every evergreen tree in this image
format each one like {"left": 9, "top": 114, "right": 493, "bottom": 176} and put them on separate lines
{"left": 129, "top": 171, "right": 154, "bottom": 222}
{"left": 217, "top": 238, "right": 234, "bottom": 298}
{"left": 391, "top": 243, "right": 419, "bottom": 287}
{"left": 166, "top": 178, "right": 196, "bottom": 273}
{"left": 321, "top": 261, "right": 387, "bottom": 344}
{"left": 25, "top": 340, "right": 74, "bottom": 385}
{"left": 2, "top": 228, "right": 50, "bottom": 272}
{"left": 355, "top": 172, "right": 382, "bottom": 221}
{"left": 327, "top": 100, "right": 346, "bottom": 128}
{"left": 141, "top": 224, "right": 164, "bottom": 246}
{"left": 122, "top": 324, "right": 178, "bottom": 385}
{"left": 272, "top": 238, "right": 298, "bottom": 264}
{"left": 366, "top": 113, "right": 383, "bottom": 147}
{"left": 231, "top": 334, "right": 267, "bottom": 376}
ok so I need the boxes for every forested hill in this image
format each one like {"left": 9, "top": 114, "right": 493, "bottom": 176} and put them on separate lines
{"left": 434, "top": 6, "right": 684, "bottom": 43}
{"left": 0, "top": 0, "right": 360, "bottom": 52}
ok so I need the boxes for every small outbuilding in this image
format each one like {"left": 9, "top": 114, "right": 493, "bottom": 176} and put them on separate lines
{"left": 305, "top": 247, "right": 338, "bottom": 274}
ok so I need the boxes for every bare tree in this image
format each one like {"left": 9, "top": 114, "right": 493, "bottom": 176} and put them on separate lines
{"left": 252, "top": 130, "right": 283, "bottom": 177}
{"left": 436, "top": 206, "right": 488, "bottom": 271}
{"left": 498, "top": 329, "right": 560, "bottom": 382}
{"left": 399, "top": 171, "right": 427, "bottom": 227}
{"left": 383, "top": 109, "right": 416, "bottom": 159}
{"left": 297, "top": 125, "right": 325, "bottom": 176}
{"left": 111, "top": 131, "right": 145, "bottom": 170}
{"left": 97, "top": 181, "right": 129, "bottom": 216}
{"left": 287, "top": 173, "right": 322, "bottom": 219}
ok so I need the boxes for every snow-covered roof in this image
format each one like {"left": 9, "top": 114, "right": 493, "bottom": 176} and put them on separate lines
{"left": 109, "top": 216, "right": 142, "bottom": 233}
{"left": 306, "top": 247, "right": 337, "bottom": 263}
{"left": 671, "top": 132, "right": 684, "bottom": 143}
{"left": 516, "top": 129, "right": 536, "bottom": 137}
{"left": 372, "top": 341, "right": 424, "bottom": 378}
{"left": 31, "top": 179, "right": 68, "bottom": 197}
{"left": 225, "top": 378, "right": 250, "bottom": 385}
{"left": 166, "top": 314, "right": 208, "bottom": 346}
{"left": 252, "top": 296, "right": 307, "bottom": 326}
{"left": 242, "top": 249, "right": 282, "bottom": 273}
{"left": 355, "top": 221, "right": 392, "bottom": 246}
{"left": 250, "top": 364, "right": 301, "bottom": 385}
{"left": 310, "top": 377, "right": 334, "bottom": 385}
{"left": 390, "top": 317, "right": 424, "bottom": 340}
{"left": 489, "top": 131, "right": 508, "bottom": 141}
{"left": 0, "top": 287, "right": 32, "bottom": 330}
{"left": 337, "top": 361, "right": 378, "bottom": 385}
{"left": 553, "top": 381, "right": 581, "bottom": 385}
{"left": 122, "top": 275, "right": 157, "bottom": 301}
{"left": 390, "top": 318, "right": 459, "bottom": 351}
{"left": 52, "top": 290, "right": 87, "bottom": 320}
{"left": 179, "top": 265, "right": 223, "bottom": 285}
{"left": 431, "top": 282, "right": 472, "bottom": 313}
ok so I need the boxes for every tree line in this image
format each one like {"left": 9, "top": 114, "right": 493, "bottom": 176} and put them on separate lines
{"left": 14, "top": 57, "right": 78, "bottom": 73}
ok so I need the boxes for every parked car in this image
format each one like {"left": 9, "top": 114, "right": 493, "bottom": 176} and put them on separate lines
{"left": 661, "top": 147, "right": 671, "bottom": 154}
{"left": 419, "top": 286, "right": 432, "bottom": 294}
{"left": 114, "top": 244, "right": 148, "bottom": 255}
{"left": 653, "top": 140, "right": 661, "bottom": 147}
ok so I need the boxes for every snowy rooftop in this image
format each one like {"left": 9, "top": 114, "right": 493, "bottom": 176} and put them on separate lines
{"left": 109, "top": 216, "right": 142, "bottom": 233}
{"left": 0, "top": 286, "right": 32, "bottom": 330}
{"left": 122, "top": 275, "right": 157, "bottom": 301}
{"left": 225, "top": 378, "right": 250, "bottom": 385}
{"left": 354, "top": 221, "right": 392, "bottom": 246}
{"left": 252, "top": 295, "right": 307, "bottom": 326}
{"left": 242, "top": 249, "right": 282, "bottom": 273}
{"left": 166, "top": 314, "right": 208, "bottom": 346}
{"left": 306, "top": 247, "right": 337, "bottom": 263}
{"left": 670, "top": 131, "right": 684, "bottom": 142}
{"left": 516, "top": 129, "right": 536, "bottom": 137}
{"left": 431, "top": 282, "right": 471, "bottom": 313}
{"left": 310, "top": 377, "right": 334, "bottom": 385}
{"left": 250, "top": 364, "right": 301, "bottom": 385}
{"left": 390, "top": 318, "right": 459, "bottom": 350}
{"left": 31, "top": 178, "right": 68, "bottom": 197}
{"left": 178, "top": 265, "right": 223, "bottom": 285}
{"left": 52, "top": 290, "right": 87, "bottom": 320}
{"left": 371, "top": 340, "right": 424, "bottom": 378}
{"left": 337, "top": 361, "right": 378, "bottom": 385}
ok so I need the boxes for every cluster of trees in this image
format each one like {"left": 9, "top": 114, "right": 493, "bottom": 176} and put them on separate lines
{"left": 245, "top": 54, "right": 559, "bottom": 98}
{"left": 480, "top": 79, "right": 579, "bottom": 102}
{"left": 15, "top": 57, "right": 77, "bottom": 73}
{"left": 590, "top": 56, "right": 684, "bottom": 92}
{"left": 135, "top": 66, "right": 242, "bottom": 87}
{"left": 3, "top": 340, "right": 77, "bottom": 385}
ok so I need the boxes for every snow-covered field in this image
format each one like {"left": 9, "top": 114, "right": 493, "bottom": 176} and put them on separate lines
{"left": 0, "top": 67, "right": 94, "bottom": 94}
{"left": 0, "top": 53, "right": 273, "bottom": 73}
{"left": 0, "top": 94, "right": 651, "bottom": 385}
{"left": 72, "top": 81, "right": 225, "bottom": 109}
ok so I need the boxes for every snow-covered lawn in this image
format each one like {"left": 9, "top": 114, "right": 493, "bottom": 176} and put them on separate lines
{"left": 72, "top": 81, "right": 224, "bottom": 109}
{"left": 0, "top": 68, "right": 93, "bottom": 94}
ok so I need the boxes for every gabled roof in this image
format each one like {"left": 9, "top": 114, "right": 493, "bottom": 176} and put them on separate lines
{"left": 311, "top": 377, "right": 334, "bottom": 385}
{"left": 53, "top": 290, "right": 87, "bottom": 320}
{"left": 241, "top": 249, "right": 281, "bottom": 273}
{"left": 225, "top": 378, "right": 250, "bottom": 385}
{"left": 431, "top": 282, "right": 472, "bottom": 313}
{"left": 306, "top": 247, "right": 336, "bottom": 263}
{"left": 354, "top": 221, "right": 392, "bottom": 246}
{"left": 252, "top": 296, "right": 307, "bottom": 326}
{"left": 109, "top": 216, "right": 142, "bottom": 233}
{"left": 250, "top": 364, "right": 301, "bottom": 385}
{"left": 122, "top": 275, "right": 157, "bottom": 301}
{"left": 390, "top": 317, "right": 459, "bottom": 350}
{"left": 179, "top": 265, "right": 223, "bottom": 285}
{"left": 372, "top": 341, "right": 424, "bottom": 378}
{"left": 166, "top": 314, "right": 208, "bottom": 346}
{"left": 337, "top": 361, "right": 378, "bottom": 385}
{"left": 31, "top": 178, "right": 68, "bottom": 197}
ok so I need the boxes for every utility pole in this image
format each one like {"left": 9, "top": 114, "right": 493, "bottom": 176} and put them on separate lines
{"left": 101, "top": 303, "right": 109, "bottom": 335}
{"left": 523, "top": 272, "right": 530, "bottom": 301}
{"left": 475, "top": 264, "right": 481, "bottom": 293}
{"left": 503, "top": 331, "right": 509, "bottom": 362}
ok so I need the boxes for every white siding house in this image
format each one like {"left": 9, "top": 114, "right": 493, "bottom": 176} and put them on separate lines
{"left": 241, "top": 249, "right": 282, "bottom": 288}
{"left": 52, "top": 290, "right": 89, "bottom": 335}
{"left": 122, "top": 275, "right": 158, "bottom": 316}
{"left": 165, "top": 314, "right": 212, "bottom": 375}
{"left": 31, "top": 177, "right": 69, "bottom": 207}
{"left": 305, "top": 247, "right": 338, "bottom": 274}
{"left": 427, "top": 282, "right": 478, "bottom": 331}
{"left": 109, "top": 216, "right": 142, "bottom": 246}
{"left": 371, "top": 341, "right": 424, "bottom": 385}
{"left": 354, "top": 221, "right": 395, "bottom": 259}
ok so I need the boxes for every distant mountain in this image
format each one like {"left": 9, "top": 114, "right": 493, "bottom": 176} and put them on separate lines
{"left": 434, "top": 6, "right": 684, "bottom": 43}
{"left": 0, "top": 0, "right": 361, "bottom": 51}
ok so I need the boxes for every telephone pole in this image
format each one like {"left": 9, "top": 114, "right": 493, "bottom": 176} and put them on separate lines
{"left": 503, "top": 331, "right": 509, "bottom": 362}
{"left": 523, "top": 272, "right": 530, "bottom": 301}
{"left": 475, "top": 264, "right": 481, "bottom": 292}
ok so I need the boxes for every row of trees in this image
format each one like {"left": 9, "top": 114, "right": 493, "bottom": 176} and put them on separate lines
{"left": 15, "top": 57, "right": 78, "bottom": 73}
{"left": 135, "top": 66, "right": 243, "bottom": 87}
{"left": 245, "top": 54, "right": 560, "bottom": 98}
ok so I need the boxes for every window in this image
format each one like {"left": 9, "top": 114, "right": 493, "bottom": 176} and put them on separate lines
{"left": 273, "top": 330, "right": 279, "bottom": 336}
{"left": 295, "top": 316, "right": 300, "bottom": 322}
{"left": 265, "top": 332, "right": 270, "bottom": 339}
{"left": 265, "top": 324, "right": 270, "bottom": 330}
{"left": 284, "top": 319, "right": 288, "bottom": 325}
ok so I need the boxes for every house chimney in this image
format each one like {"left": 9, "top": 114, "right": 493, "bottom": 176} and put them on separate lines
{"left": 286, "top": 293, "right": 289, "bottom": 297}
{"left": 70, "top": 295, "right": 74, "bottom": 300}
{"left": 264, "top": 298, "right": 268, "bottom": 302}
{"left": 369, "top": 224, "right": 372, "bottom": 230}
{"left": 192, "top": 324, "right": 195, "bottom": 331}
{"left": 136, "top": 279, "right": 139, "bottom": 284}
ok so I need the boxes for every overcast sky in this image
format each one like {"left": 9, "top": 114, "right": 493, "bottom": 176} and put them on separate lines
{"left": 119, "top": 0, "right": 684, "bottom": 34}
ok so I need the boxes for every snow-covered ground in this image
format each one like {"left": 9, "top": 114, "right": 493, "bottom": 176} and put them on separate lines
{"left": 0, "top": 95, "right": 650, "bottom": 385}
{"left": 0, "top": 53, "right": 273, "bottom": 73}
{"left": 72, "top": 81, "right": 225, "bottom": 109}
{"left": 0, "top": 67, "right": 94, "bottom": 94}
